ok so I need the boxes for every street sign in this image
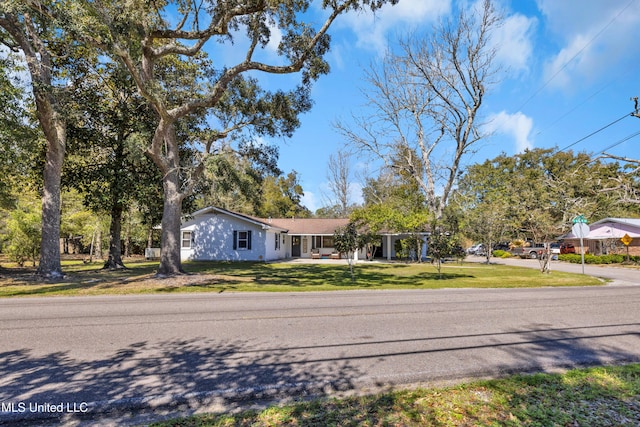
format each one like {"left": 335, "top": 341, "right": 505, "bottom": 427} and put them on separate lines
{"left": 621, "top": 233, "right": 633, "bottom": 246}
{"left": 572, "top": 215, "right": 588, "bottom": 224}
{"left": 571, "top": 222, "right": 589, "bottom": 275}
{"left": 571, "top": 222, "right": 589, "bottom": 239}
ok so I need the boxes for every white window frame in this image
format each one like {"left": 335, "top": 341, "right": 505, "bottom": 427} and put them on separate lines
{"left": 237, "top": 231, "right": 249, "bottom": 250}
{"left": 181, "top": 231, "right": 192, "bottom": 249}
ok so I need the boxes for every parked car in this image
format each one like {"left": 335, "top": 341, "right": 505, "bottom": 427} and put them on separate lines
{"left": 493, "top": 242, "right": 510, "bottom": 251}
{"left": 550, "top": 243, "right": 560, "bottom": 255}
{"left": 509, "top": 242, "right": 546, "bottom": 259}
{"left": 560, "top": 243, "right": 575, "bottom": 254}
{"left": 466, "top": 243, "right": 485, "bottom": 256}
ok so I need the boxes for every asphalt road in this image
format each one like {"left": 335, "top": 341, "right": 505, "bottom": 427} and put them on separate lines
{"left": 1, "top": 275, "right": 640, "bottom": 425}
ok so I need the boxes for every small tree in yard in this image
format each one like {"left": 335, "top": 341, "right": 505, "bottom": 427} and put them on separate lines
{"left": 357, "top": 231, "right": 381, "bottom": 260}
{"left": 334, "top": 222, "right": 358, "bottom": 282}
{"left": 6, "top": 195, "right": 41, "bottom": 267}
{"left": 428, "top": 228, "right": 459, "bottom": 279}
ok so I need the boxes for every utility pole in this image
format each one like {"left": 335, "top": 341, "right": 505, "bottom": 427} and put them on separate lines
{"left": 632, "top": 97, "right": 640, "bottom": 118}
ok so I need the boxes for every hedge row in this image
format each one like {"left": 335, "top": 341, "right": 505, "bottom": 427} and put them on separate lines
{"left": 557, "top": 253, "right": 640, "bottom": 264}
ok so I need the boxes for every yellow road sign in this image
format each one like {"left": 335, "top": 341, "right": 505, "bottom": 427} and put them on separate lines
{"left": 621, "top": 233, "right": 633, "bottom": 246}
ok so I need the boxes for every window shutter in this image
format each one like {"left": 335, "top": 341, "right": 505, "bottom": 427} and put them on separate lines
{"left": 247, "top": 230, "right": 252, "bottom": 250}
{"left": 233, "top": 230, "right": 237, "bottom": 250}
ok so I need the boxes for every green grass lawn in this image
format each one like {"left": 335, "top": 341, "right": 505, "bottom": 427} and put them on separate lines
{"left": 152, "top": 364, "right": 640, "bottom": 426}
{"left": 0, "top": 258, "right": 603, "bottom": 297}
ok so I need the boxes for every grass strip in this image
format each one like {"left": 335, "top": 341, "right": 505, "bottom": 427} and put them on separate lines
{"left": 152, "top": 364, "right": 640, "bottom": 426}
{"left": 0, "top": 259, "right": 603, "bottom": 297}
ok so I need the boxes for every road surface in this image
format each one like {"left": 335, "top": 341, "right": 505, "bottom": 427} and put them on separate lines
{"left": 1, "top": 281, "right": 639, "bottom": 424}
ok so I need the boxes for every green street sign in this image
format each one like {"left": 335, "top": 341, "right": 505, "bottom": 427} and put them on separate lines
{"left": 572, "top": 215, "right": 588, "bottom": 224}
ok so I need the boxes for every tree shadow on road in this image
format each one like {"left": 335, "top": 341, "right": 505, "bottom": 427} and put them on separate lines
{"left": 0, "top": 337, "right": 361, "bottom": 426}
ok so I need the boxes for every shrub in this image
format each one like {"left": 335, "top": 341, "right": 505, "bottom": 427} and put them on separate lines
{"left": 599, "top": 254, "right": 625, "bottom": 264}
{"left": 492, "top": 249, "right": 511, "bottom": 258}
{"left": 563, "top": 254, "right": 580, "bottom": 263}
{"left": 6, "top": 202, "right": 41, "bottom": 267}
{"left": 558, "top": 253, "right": 632, "bottom": 265}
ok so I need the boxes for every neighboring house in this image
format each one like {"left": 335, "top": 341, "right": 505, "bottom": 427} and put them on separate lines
{"left": 560, "top": 217, "right": 640, "bottom": 255}
{"left": 177, "top": 206, "right": 429, "bottom": 262}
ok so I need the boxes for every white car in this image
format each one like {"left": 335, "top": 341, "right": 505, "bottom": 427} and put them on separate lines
{"left": 466, "top": 243, "right": 485, "bottom": 255}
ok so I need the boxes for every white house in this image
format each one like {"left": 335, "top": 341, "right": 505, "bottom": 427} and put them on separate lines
{"left": 179, "top": 207, "right": 289, "bottom": 262}
{"left": 177, "top": 206, "right": 429, "bottom": 262}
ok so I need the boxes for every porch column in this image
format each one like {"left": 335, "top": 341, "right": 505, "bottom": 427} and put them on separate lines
{"left": 387, "top": 235, "right": 392, "bottom": 260}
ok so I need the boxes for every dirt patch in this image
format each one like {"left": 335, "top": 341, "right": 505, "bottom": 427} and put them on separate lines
{"left": 118, "top": 273, "right": 251, "bottom": 288}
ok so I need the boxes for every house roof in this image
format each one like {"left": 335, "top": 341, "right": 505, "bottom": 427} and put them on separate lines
{"left": 561, "top": 217, "right": 640, "bottom": 240}
{"left": 187, "top": 206, "right": 349, "bottom": 235}
{"left": 187, "top": 206, "right": 289, "bottom": 232}
{"left": 590, "top": 217, "right": 640, "bottom": 228}
{"left": 265, "top": 217, "right": 351, "bottom": 235}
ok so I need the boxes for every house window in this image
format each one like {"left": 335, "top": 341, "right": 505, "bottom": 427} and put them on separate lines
{"left": 233, "top": 230, "right": 252, "bottom": 250}
{"left": 322, "top": 236, "right": 334, "bottom": 248}
{"left": 181, "top": 231, "right": 192, "bottom": 249}
{"left": 275, "top": 233, "right": 281, "bottom": 250}
{"left": 313, "top": 235, "right": 335, "bottom": 248}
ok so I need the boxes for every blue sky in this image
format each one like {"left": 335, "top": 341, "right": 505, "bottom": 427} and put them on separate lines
{"left": 5, "top": 1, "right": 639, "bottom": 213}
{"left": 258, "top": 0, "right": 640, "bottom": 212}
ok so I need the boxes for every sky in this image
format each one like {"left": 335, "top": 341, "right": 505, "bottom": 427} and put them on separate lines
{"left": 257, "top": 0, "right": 640, "bottom": 212}
{"left": 4, "top": 0, "right": 640, "bottom": 214}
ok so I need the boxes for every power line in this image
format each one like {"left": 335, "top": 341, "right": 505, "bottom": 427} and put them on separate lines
{"left": 515, "top": 0, "right": 636, "bottom": 113}
{"left": 556, "top": 112, "right": 631, "bottom": 153}
{"left": 595, "top": 129, "right": 640, "bottom": 156}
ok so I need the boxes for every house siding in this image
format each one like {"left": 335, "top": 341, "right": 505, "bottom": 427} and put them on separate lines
{"left": 265, "top": 231, "right": 288, "bottom": 261}
{"left": 180, "top": 213, "right": 268, "bottom": 261}
{"left": 177, "top": 206, "right": 430, "bottom": 262}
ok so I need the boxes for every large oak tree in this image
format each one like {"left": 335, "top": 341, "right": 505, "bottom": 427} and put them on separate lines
{"left": 66, "top": 0, "right": 398, "bottom": 275}
{"left": 0, "top": 1, "right": 73, "bottom": 278}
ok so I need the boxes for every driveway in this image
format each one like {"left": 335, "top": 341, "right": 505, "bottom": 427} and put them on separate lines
{"left": 466, "top": 255, "right": 640, "bottom": 286}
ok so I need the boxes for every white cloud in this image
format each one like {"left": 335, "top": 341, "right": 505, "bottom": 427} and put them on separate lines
{"left": 491, "top": 12, "right": 536, "bottom": 74}
{"left": 340, "top": 0, "right": 451, "bottom": 54}
{"left": 301, "top": 190, "right": 320, "bottom": 213}
{"left": 486, "top": 111, "right": 534, "bottom": 153}
{"left": 266, "top": 23, "right": 283, "bottom": 53}
{"left": 537, "top": 0, "right": 640, "bottom": 90}
{"left": 0, "top": 45, "right": 30, "bottom": 87}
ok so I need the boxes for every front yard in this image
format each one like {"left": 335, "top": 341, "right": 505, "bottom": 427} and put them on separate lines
{"left": 0, "top": 258, "right": 604, "bottom": 297}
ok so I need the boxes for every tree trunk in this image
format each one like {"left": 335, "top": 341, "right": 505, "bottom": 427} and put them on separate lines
{"left": 36, "top": 118, "right": 65, "bottom": 279}
{"left": 147, "top": 228, "right": 154, "bottom": 250}
{"left": 157, "top": 180, "right": 185, "bottom": 275}
{"left": 148, "top": 121, "right": 186, "bottom": 276}
{"left": 124, "top": 210, "right": 131, "bottom": 258}
{"left": 103, "top": 204, "right": 126, "bottom": 269}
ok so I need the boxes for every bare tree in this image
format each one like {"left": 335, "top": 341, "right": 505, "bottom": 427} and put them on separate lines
{"left": 323, "top": 149, "right": 353, "bottom": 216}
{"left": 600, "top": 154, "right": 640, "bottom": 205}
{"left": 337, "top": 0, "right": 502, "bottom": 219}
